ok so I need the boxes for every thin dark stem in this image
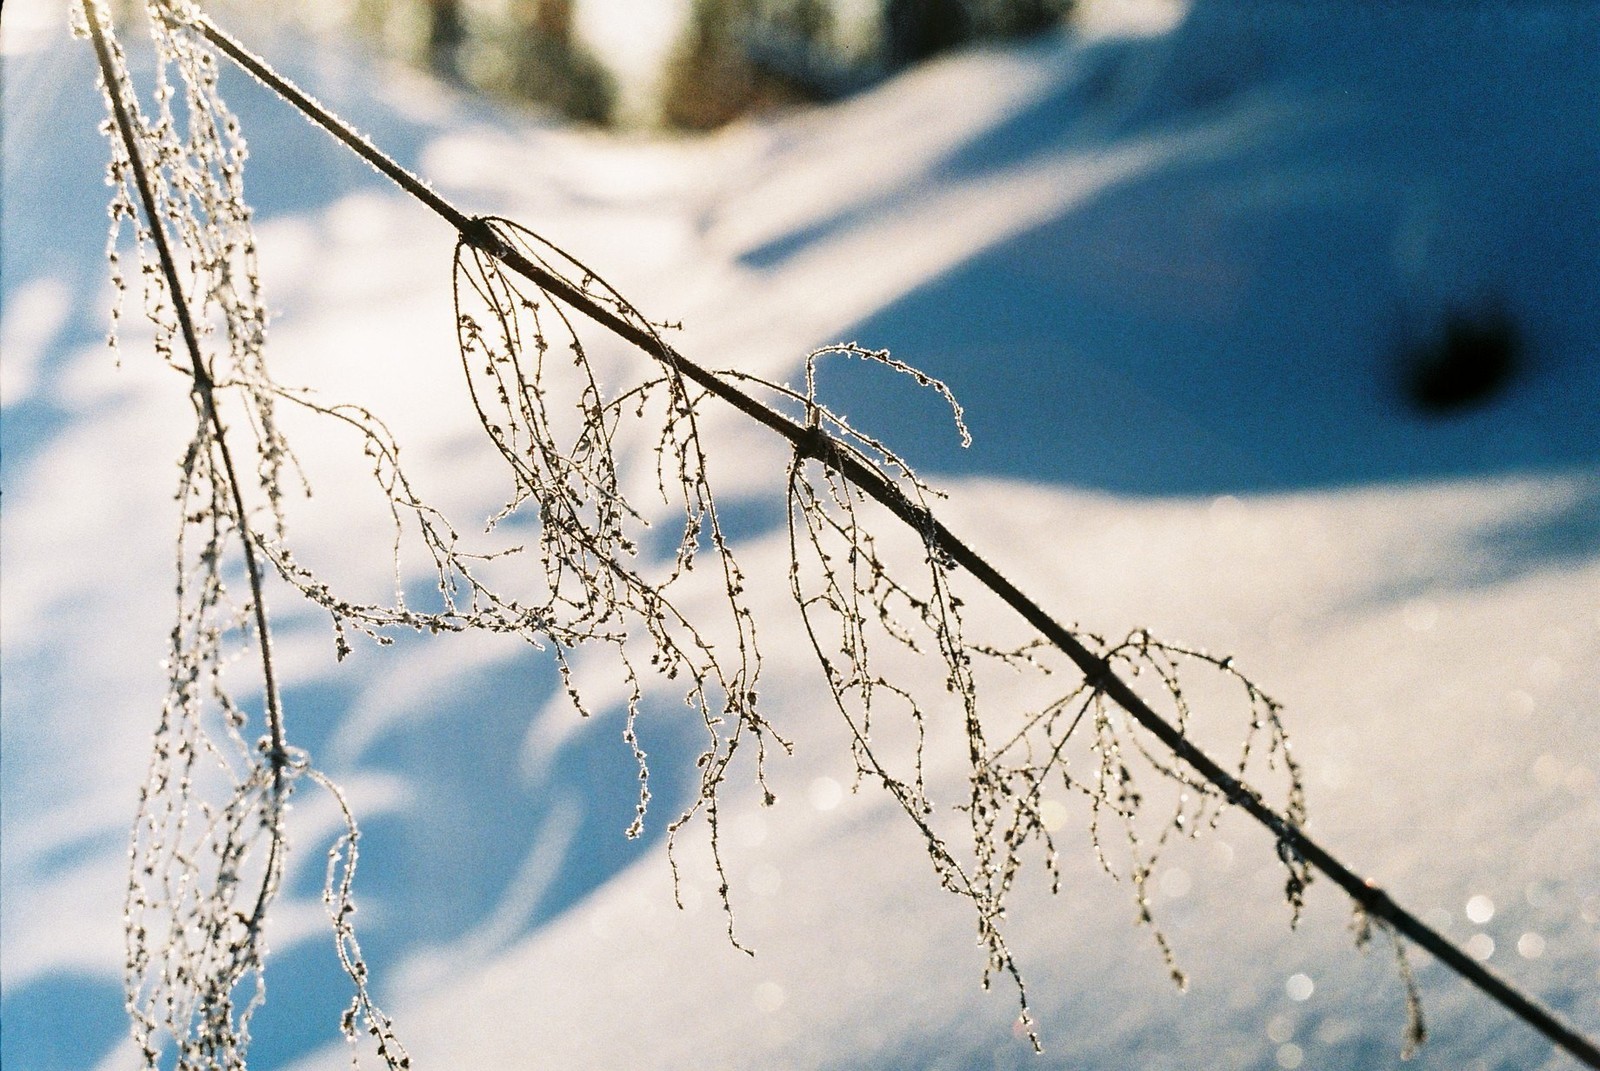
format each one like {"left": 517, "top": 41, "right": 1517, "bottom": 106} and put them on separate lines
{"left": 496, "top": 240, "right": 1600, "bottom": 1069}
{"left": 83, "top": 0, "right": 289, "bottom": 926}
{"left": 186, "top": 12, "right": 1600, "bottom": 1068}
{"left": 194, "top": 12, "right": 475, "bottom": 237}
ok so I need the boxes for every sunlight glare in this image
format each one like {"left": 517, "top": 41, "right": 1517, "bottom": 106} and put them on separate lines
{"left": 808, "top": 776, "right": 844, "bottom": 812}
{"left": 1159, "top": 867, "right": 1191, "bottom": 899}
{"left": 755, "top": 981, "right": 786, "bottom": 1014}
{"left": 1039, "top": 798, "right": 1070, "bottom": 833}
{"left": 1285, "top": 974, "right": 1313, "bottom": 1002}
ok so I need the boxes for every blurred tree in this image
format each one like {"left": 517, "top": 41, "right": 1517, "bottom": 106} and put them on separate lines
{"left": 424, "top": 0, "right": 463, "bottom": 78}
{"left": 777, "top": 0, "right": 835, "bottom": 43}
{"left": 311, "top": 0, "right": 1074, "bottom": 131}
{"left": 341, "top": 0, "right": 613, "bottom": 124}
{"left": 503, "top": 0, "right": 616, "bottom": 124}
{"left": 969, "top": 0, "right": 1075, "bottom": 40}
{"left": 883, "top": 0, "right": 971, "bottom": 68}
{"left": 664, "top": 0, "right": 1073, "bottom": 130}
{"left": 661, "top": 0, "right": 762, "bottom": 130}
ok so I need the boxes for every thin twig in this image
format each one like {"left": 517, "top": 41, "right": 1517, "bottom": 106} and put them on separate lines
{"left": 83, "top": 0, "right": 292, "bottom": 933}
{"left": 181, "top": 12, "right": 1600, "bottom": 1067}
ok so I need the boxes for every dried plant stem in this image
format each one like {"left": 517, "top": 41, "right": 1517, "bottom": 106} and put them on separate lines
{"left": 88, "top": 4, "right": 414, "bottom": 1064}
{"left": 84, "top": 0, "right": 291, "bottom": 923}
{"left": 153, "top": 11, "right": 1600, "bottom": 1068}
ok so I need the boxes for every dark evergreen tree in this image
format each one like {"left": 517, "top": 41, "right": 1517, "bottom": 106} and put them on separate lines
{"left": 883, "top": 0, "right": 972, "bottom": 69}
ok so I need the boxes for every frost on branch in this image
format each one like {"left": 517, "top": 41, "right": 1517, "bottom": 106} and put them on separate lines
{"left": 77, "top": 0, "right": 315, "bottom": 1065}
{"left": 86, "top": 0, "right": 1314, "bottom": 1064}
{"left": 732, "top": 345, "right": 1310, "bottom": 1048}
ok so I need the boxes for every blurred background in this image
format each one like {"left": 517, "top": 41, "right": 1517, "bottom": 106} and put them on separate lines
{"left": 102, "top": 0, "right": 1087, "bottom": 127}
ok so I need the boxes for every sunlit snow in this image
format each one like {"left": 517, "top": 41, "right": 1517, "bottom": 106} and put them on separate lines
{"left": 2, "top": 2, "right": 1597, "bottom": 1070}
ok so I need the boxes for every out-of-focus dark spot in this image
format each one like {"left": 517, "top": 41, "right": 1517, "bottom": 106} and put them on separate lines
{"left": 1404, "top": 309, "right": 1520, "bottom": 412}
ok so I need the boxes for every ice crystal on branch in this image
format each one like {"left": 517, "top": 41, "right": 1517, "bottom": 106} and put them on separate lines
{"left": 83, "top": 1, "right": 1562, "bottom": 1066}
{"left": 747, "top": 346, "right": 1309, "bottom": 1044}
{"left": 78, "top": 0, "right": 403, "bottom": 1064}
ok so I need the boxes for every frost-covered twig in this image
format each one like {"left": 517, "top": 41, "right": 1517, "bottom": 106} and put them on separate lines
{"left": 79, "top": 1, "right": 408, "bottom": 1066}
{"left": 81, "top": 1, "right": 298, "bottom": 1064}
{"left": 84, "top": 3, "right": 1600, "bottom": 1068}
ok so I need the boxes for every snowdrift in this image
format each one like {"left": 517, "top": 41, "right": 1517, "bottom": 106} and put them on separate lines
{"left": 2, "top": 2, "right": 1597, "bottom": 1069}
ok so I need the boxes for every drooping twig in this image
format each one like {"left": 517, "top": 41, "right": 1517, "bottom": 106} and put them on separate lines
{"left": 82, "top": 1, "right": 293, "bottom": 1063}
{"left": 81, "top": 2, "right": 412, "bottom": 1066}
{"left": 84, "top": 0, "right": 291, "bottom": 901}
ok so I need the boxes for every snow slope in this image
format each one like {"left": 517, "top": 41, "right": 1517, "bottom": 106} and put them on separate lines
{"left": 3, "top": 3, "right": 1598, "bottom": 1070}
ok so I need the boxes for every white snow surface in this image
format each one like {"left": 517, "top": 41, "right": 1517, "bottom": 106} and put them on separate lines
{"left": 3, "top": 2, "right": 1599, "bottom": 1070}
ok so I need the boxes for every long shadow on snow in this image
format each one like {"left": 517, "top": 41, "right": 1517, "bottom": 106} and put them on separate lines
{"left": 738, "top": 32, "right": 1134, "bottom": 273}
{"left": 0, "top": 975, "right": 127, "bottom": 1071}
{"left": 244, "top": 640, "right": 707, "bottom": 1069}
{"left": 1337, "top": 476, "right": 1600, "bottom": 621}
{"left": 2, "top": 32, "right": 713, "bottom": 1071}
{"left": 798, "top": 37, "right": 1599, "bottom": 507}
{"left": 819, "top": 200, "right": 1599, "bottom": 495}
{"left": 747, "top": 13, "right": 1598, "bottom": 521}
{"left": 0, "top": 30, "right": 477, "bottom": 475}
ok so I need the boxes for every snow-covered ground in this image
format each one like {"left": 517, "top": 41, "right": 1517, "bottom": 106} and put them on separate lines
{"left": 3, "top": 2, "right": 1598, "bottom": 1070}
